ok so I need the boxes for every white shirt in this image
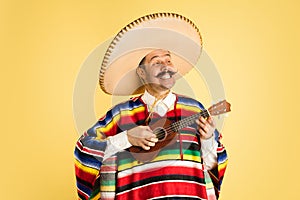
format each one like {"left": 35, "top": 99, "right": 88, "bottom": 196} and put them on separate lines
{"left": 103, "top": 91, "right": 218, "bottom": 170}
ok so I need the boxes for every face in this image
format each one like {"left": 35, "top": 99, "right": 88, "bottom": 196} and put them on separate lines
{"left": 137, "top": 49, "right": 178, "bottom": 94}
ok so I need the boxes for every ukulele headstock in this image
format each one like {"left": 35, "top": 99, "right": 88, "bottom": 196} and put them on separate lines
{"left": 208, "top": 100, "right": 231, "bottom": 116}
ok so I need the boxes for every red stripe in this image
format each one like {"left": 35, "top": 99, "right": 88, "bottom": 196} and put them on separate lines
{"left": 150, "top": 111, "right": 177, "bottom": 118}
{"left": 76, "top": 141, "right": 83, "bottom": 149}
{"left": 179, "top": 109, "right": 198, "bottom": 117}
{"left": 120, "top": 111, "right": 146, "bottom": 124}
{"left": 119, "top": 105, "right": 198, "bottom": 125}
{"left": 103, "top": 123, "right": 118, "bottom": 137}
{"left": 100, "top": 165, "right": 117, "bottom": 172}
{"left": 117, "top": 166, "right": 204, "bottom": 187}
{"left": 131, "top": 96, "right": 140, "bottom": 101}
{"left": 218, "top": 166, "right": 227, "bottom": 179}
{"left": 99, "top": 114, "right": 107, "bottom": 121}
{"left": 76, "top": 141, "right": 104, "bottom": 157}
{"left": 75, "top": 165, "right": 97, "bottom": 184}
{"left": 217, "top": 146, "right": 225, "bottom": 152}
{"left": 180, "top": 134, "right": 198, "bottom": 142}
{"left": 82, "top": 147, "right": 104, "bottom": 157}
{"left": 116, "top": 181, "right": 207, "bottom": 200}
{"left": 77, "top": 188, "right": 89, "bottom": 200}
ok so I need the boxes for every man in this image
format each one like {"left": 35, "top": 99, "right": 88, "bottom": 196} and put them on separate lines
{"left": 129, "top": 49, "right": 216, "bottom": 151}
{"left": 75, "top": 13, "right": 228, "bottom": 200}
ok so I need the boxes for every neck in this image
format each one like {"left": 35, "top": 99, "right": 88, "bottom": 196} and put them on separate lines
{"left": 145, "top": 86, "right": 170, "bottom": 100}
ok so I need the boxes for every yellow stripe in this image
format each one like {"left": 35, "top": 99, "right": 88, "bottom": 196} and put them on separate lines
{"left": 100, "top": 185, "right": 116, "bottom": 192}
{"left": 118, "top": 160, "right": 140, "bottom": 171}
{"left": 96, "top": 106, "right": 144, "bottom": 134}
{"left": 153, "top": 154, "right": 181, "bottom": 162}
{"left": 206, "top": 181, "right": 214, "bottom": 189}
{"left": 96, "top": 114, "right": 120, "bottom": 134}
{"left": 75, "top": 159, "right": 99, "bottom": 176}
{"left": 218, "top": 159, "right": 228, "bottom": 170}
{"left": 154, "top": 154, "right": 201, "bottom": 162}
{"left": 90, "top": 193, "right": 100, "bottom": 200}
{"left": 118, "top": 154, "right": 181, "bottom": 171}
{"left": 118, "top": 153, "right": 200, "bottom": 171}
{"left": 118, "top": 152, "right": 203, "bottom": 171}
{"left": 120, "top": 106, "right": 145, "bottom": 116}
{"left": 177, "top": 104, "right": 201, "bottom": 113}
{"left": 183, "top": 154, "right": 201, "bottom": 162}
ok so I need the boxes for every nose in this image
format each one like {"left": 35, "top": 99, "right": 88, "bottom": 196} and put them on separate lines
{"left": 161, "top": 61, "right": 173, "bottom": 70}
{"left": 161, "top": 64, "right": 169, "bottom": 71}
{"left": 161, "top": 63, "right": 176, "bottom": 72}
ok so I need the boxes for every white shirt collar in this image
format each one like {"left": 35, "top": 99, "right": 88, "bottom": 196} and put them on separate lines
{"left": 141, "top": 90, "right": 176, "bottom": 116}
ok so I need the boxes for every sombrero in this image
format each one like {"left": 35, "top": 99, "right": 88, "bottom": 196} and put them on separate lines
{"left": 99, "top": 12, "right": 203, "bottom": 96}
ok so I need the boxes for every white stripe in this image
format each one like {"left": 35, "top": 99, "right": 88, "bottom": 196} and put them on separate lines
{"left": 118, "top": 160, "right": 203, "bottom": 178}
{"left": 77, "top": 188, "right": 89, "bottom": 199}
{"left": 181, "top": 139, "right": 198, "bottom": 144}
{"left": 100, "top": 168, "right": 117, "bottom": 173}
{"left": 76, "top": 142, "right": 104, "bottom": 157}
{"left": 100, "top": 191, "right": 116, "bottom": 199}
{"left": 217, "top": 147, "right": 225, "bottom": 153}
{"left": 150, "top": 194, "right": 206, "bottom": 200}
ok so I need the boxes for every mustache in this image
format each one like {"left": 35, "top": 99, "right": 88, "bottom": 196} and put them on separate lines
{"left": 156, "top": 69, "right": 178, "bottom": 78}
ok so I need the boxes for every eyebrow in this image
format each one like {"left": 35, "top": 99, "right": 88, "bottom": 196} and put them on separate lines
{"left": 149, "top": 53, "right": 171, "bottom": 62}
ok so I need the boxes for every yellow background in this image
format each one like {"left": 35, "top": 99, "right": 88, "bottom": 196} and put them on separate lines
{"left": 1, "top": 0, "right": 299, "bottom": 199}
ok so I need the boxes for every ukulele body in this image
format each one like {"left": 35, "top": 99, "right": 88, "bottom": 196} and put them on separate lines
{"left": 128, "top": 117, "right": 178, "bottom": 163}
{"left": 128, "top": 100, "right": 231, "bottom": 163}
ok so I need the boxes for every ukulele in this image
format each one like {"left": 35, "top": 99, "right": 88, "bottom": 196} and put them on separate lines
{"left": 128, "top": 100, "right": 231, "bottom": 162}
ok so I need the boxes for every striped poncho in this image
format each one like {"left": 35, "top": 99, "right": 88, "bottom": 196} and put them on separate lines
{"left": 75, "top": 94, "right": 228, "bottom": 200}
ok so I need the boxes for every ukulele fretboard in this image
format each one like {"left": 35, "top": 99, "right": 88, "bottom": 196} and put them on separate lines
{"left": 171, "top": 110, "right": 209, "bottom": 132}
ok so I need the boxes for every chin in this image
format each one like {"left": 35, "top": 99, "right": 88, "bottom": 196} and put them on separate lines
{"left": 160, "top": 80, "right": 175, "bottom": 89}
{"left": 160, "top": 82, "right": 175, "bottom": 90}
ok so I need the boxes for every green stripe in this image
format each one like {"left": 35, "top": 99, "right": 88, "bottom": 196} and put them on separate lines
{"left": 181, "top": 149, "right": 200, "bottom": 157}
{"left": 118, "top": 157, "right": 135, "bottom": 165}
{"left": 180, "top": 130, "right": 196, "bottom": 134}
{"left": 158, "top": 148, "right": 180, "bottom": 155}
{"left": 89, "top": 187, "right": 100, "bottom": 199}
{"left": 101, "top": 179, "right": 116, "bottom": 186}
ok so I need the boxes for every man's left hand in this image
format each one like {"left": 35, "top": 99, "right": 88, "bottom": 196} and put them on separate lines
{"left": 196, "top": 116, "right": 215, "bottom": 140}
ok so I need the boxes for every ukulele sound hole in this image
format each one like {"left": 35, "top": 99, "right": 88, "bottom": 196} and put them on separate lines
{"left": 154, "top": 127, "right": 167, "bottom": 141}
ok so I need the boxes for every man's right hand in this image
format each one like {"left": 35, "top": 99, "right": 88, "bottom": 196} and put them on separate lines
{"left": 127, "top": 126, "right": 158, "bottom": 150}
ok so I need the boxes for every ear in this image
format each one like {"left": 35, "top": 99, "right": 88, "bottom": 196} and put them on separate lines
{"left": 136, "top": 67, "right": 146, "bottom": 80}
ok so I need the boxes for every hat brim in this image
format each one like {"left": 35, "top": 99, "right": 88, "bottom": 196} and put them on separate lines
{"left": 99, "top": 13, "right": 202, "bottom": 96}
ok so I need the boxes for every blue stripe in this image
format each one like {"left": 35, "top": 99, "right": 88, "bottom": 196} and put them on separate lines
{"left": 96, "top": 99, "right": 144, "bottom": 128}
{"left": 77, "top": 180, "right": 92, "bottom": 197}
{"left": 217, "top": 151, "right": 228, "bottom": 164}
{"left": 75, "top": 147, "right": 103, "bottom": 170}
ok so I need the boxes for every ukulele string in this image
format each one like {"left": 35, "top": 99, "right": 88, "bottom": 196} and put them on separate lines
{"left": 153, "top": 110, "right": 209, "bottom": 138}
{"left": 165, "top": 110, "right": 208, "bottom": 133}
{"left": 170, "top": 110, "right": 209, "bottom": 130}
{"left": 151, "top": 100, "right": 228, "bottom": 138}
